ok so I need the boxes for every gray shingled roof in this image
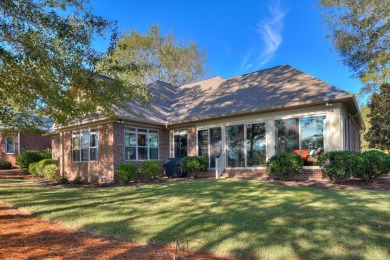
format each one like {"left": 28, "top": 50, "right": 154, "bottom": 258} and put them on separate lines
{"left": 118, "top": 64, "right": 356, "bottom": 125}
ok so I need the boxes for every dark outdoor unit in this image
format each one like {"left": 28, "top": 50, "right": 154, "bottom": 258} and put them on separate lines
{"left": 163, "top": 158, "right": 186, "bottom": 178}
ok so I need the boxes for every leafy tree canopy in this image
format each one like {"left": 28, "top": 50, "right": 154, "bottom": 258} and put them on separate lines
{"left": 320, "top": 0, "right": 390, "bottom": 94}
{"left": 364, "top": 83, "right": 390, "bottom": 153}
{"left": 101, "top": 25, "right": 208, "bottom": 86}
{"left": 0, "top": 0, "right": 150, "bottom": 131}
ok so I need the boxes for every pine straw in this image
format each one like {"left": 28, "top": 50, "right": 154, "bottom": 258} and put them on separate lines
{"left": 0, "top": 202, "right": 232, "bottom": 260}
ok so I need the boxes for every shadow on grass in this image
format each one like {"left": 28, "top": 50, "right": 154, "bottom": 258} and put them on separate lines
{"left": 0, "top": 178, "right": 389, "bottom": 259}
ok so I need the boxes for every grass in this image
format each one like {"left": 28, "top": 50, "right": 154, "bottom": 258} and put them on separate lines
{"left": 0, "top": 178, "right": 389, "bottom": 259}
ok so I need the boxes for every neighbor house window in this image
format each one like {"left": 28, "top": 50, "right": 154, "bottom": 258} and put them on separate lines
{"left": 72, "top": 129, "right": 98, "bottom": 162}
{"left": 124, "top": 127, "right": 159, "bottom": 160}
{"left": 5, "top": 136, "right": 15, "bottom": 154}
{"left": 197, "top": 127, "right": 222, "bottom": 168}
{"left": 276, "top": 116, "right": 326, "bottom": 165}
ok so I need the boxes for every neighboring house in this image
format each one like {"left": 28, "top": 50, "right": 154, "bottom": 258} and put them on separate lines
{"left": 0, "top": 118, "right": 54, "bottom": 166}
{"left": 50, "top": 65, "right": 364, "bottom": 183}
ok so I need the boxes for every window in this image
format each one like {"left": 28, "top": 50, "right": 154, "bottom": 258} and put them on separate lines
{"left": 226, "top": 125, "right": 245, "bottom": 168}
{"left": 276, "top": 116, "right": 326, "bottom": 165}
{"left": 246, "top": 123, "right": 266, "bottom": 166}
{"left": 72, "top": 129, "right": 98, "bottom": 162}
{"left": 174, "top": 130, "right": 187, "bottom": 158}
{"left": 197, "top": 127, "right": 222, "bottom": 168}
{"left": 124, "top": 127, "right": 159, "bottom": 160}
{"left": 5, "top": 136, "right": 15, "bottom": 154}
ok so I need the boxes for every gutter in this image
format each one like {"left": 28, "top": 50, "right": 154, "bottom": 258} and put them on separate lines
{"left": 17, "top": 131, "right": 21, "bottom": 155}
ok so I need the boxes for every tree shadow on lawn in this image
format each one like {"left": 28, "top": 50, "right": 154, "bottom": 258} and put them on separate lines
{"left": 1, "top": 178, "right": 389, "bottom": 259}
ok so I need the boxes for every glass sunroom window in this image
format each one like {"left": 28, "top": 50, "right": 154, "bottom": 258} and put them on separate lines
{"left": 301, "top": 116, "right": 326, "bottom": 164}
{"left": 246, "top": 123, "right": 266, "bottom": 166}
{"left": 197, "top": 127, "right": 222, "bottom": 168}
{"left": 275, "top": 118, "right": 299, "bottom": 154}
{"left": 226, "top": 125, "right": 245, "bottom": 168}
{"left": 174, "top": 130, "right": 187, "bottom": 158}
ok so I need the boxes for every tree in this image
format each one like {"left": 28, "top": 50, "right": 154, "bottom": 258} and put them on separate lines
{"left": 0, "top": 0, "right": 150, "bottom": 130}
{"left": 364, "top": 83, "right": 390, "bottom": 153}
{"left": 360, "top": 105, "right": 371, "bottom": 151}
{"left": 102, "top": 25, "right": 208, "bottom": 86}
{"left": 319, "top": 0, "right": 390, "bottom": 94}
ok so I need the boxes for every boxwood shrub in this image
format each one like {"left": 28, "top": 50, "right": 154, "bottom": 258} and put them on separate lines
{"left": 117, "top": 163, "right": 138, "bottom": 183}
{"left": 16, "top": 149, "right": 51, "bottom": 170}
{"left": 43, "top": 164, "right": 61, "bottom": 182}
{"left": 139, "top": 160, "right": 162, "bottom": 181}
{"left": 181, "top": 156, "right": 209, "bottom": 178}
{"left": 359, "top": 150, "right": 390, "bottom": 183}
{"left": 0, "top": 160, "right": 12, "bottom": 170}
{"left": 318, "top": 151, "right": 365, "bottom": 183}
{"left": 28, "top": 162, "right": 40, "bottom": 177}
{"left": 266, "top": 153, "right": 303, "bottom": 181}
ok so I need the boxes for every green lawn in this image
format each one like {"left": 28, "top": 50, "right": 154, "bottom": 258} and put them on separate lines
{"left": 0, "top": 178, "right": 389, "bottom": 259}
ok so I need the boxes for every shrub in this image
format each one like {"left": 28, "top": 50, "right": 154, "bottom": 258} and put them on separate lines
{"left": 43, "top": 164, "right": 61, "bottom": 182}
{"left": 58, "top": 176, "right": 69, "bottom": 184}
{"left": 117, "top": 163, "right": 138, "bottom": 183}
{"left": 181, "top": 156, "right": 209, "bottom": 178}
{"left": 267, "top": 153, "right": 303, "bottom": 181}
{"left": 318, "top": 151, "right": 365, "bottom": 184}
{"left": 0, "top": 160, "right": 12, "bottom": 170}
{"left": 359, "top": 150, "right": 390, "bottom": 183}
{"left": 72, "top": 176, "right": 84, "bottom": 184}
{"left": 28, "top": 162, "right": 41, "bottom": 177}
{"left": 35, "top": 159, "right": 59, "bottom": 177}
{"left": 139, "top": 160, "right": 162, "bottom": 181}
{"left": 16, "top": 149, "right": 51, "bottom": 170}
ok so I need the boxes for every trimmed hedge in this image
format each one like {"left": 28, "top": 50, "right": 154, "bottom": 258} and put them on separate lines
{"left": 117, "top": 163, "right": 138, "bottom": 183}
{"left": 359, "top": 150, "right": 390, "bottom": 183}
{"left": 28, "top": 162, "right": 40, "bottom": 177}
{"left": 139, "top": 160, "right": 162, "bottom": 181}
{"left": 17, "top": 149, "right": 51, "bottom": 170}
{"left": 0, "top": 160, "right": 12, "bottom": 170}
{"left": 181, "top": 156, "right": 209, "bottom": 178}
{"left": 267, "top": 153, "right": 303, "bottom": 181}
{"left": 43, "top": 164, "right": 60, "bottom": 182}
{"left": 29, "top": 159, "right": 59, "bottom": 177}
{"left": 318, "top": 151, "right": 365, "bottom": 183}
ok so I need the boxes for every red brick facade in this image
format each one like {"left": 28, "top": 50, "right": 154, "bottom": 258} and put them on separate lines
{"left": 54, "top": 122, "right": 172, "bottom": 183}
{"left": 0, "top": 131, "right": 51, "bottom": 167}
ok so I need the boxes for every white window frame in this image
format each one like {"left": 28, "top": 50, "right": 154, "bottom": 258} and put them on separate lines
{"left": 124, "top": 127, "right": 159, "bottom": 161}
{"left": 72, "top": 128, "right": 98, "bottom": 163}
{"left": 5, "top": 136, "right": 15, "bottom": 154}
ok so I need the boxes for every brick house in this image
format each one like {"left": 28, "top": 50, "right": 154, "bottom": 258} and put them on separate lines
{"left": 50, "top": 65, "right": 364, "bottom": 183}
{"left": 0, "top": 119, "right": 53, "bottom": 166}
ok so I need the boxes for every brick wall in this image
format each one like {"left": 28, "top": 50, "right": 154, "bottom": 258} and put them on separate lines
{"left": 112, "top": 123, "right": 170, "bottom": 181}
{"left": 187, "top": 125, "right": 196, "bottom": 156}
{"left": 20, "top": 133, "right": 51, "bottom": 151}
{"left": 51, "top": 136, "right": 60, "bottom": 160}
{"left": 61, "top": 123, "right": 115, "bottom": 183}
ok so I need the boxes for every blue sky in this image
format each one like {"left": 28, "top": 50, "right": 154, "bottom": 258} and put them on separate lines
{"left": 91, "top": 0, "right": 363, "bottom": 97}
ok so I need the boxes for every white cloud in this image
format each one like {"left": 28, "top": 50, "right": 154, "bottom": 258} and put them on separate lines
{"left": 257, "top": 1, "right": 288, "bottom": 66}
{"left": 239, "top": 1, "right": 288, "bottom": 73}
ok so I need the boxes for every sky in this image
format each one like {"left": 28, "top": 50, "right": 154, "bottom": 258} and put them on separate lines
{"left": 90, "top": 0, "right": 363, "bottom": 97}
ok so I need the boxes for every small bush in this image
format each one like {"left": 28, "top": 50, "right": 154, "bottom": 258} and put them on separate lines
{"left": 35, "top": 159, "right": 59, "bottom": 177}
{"left": 118, "top": 163, "right": 138, "bottom": 183}
{"left": 16, "top": 149, "right": 51, "bottom": 170}
{"left": 318, "top": 151, "right": 365, "bottom": 184}
{"left": 0, "top": 160, "right": 12, "bottom": 170}
{"left": 28, "top": 162, "right": 41, "bottom": 177}
{"left": 43, "top": 164, "right": 60, "bottom": 182}
{"left": 72, "top": 176, "right": 84, "bottom": 184}
{"left": 267, "top": 153, "right": 303, "bottom": 181}
{"left": 58, "top": 176, "right": 69, "bottom": 184}
{"left": 181, "top": 156, "right": 209, "bottom": 178}
{"left": 139, "top": 160, "right": 162, "bottom": 181}
{"left": 359, "top": 150, "right": 390, "bottom": 183}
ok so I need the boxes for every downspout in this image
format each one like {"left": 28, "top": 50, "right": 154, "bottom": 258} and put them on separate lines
{"left": 17, "top": 131, "right": 21, "bottom": 155}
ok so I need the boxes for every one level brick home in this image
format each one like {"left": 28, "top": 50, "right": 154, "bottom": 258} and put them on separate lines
{"left": 0, "top": 118, "right": 54, "bottom": 166}
{"left": 50, "top": 65, "right": 364, "bottom": 183}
